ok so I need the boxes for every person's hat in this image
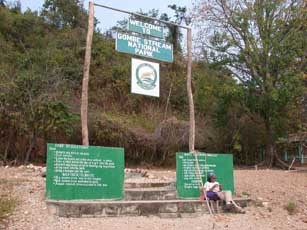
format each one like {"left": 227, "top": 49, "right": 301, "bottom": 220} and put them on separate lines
{"left": 208, "top": 172, "right": 216, "bottom": 178}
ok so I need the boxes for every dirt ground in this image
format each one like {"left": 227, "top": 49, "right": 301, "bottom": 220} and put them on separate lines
{"left": 0, "top": 166, "right": 307, "bottom": 230}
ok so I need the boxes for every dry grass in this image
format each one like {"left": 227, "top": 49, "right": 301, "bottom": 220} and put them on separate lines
{"left": 0, "top": 178, "right": 23, "bottom": 224}
{"left": 0, "top": 196, "right": 18, "bottom": 222}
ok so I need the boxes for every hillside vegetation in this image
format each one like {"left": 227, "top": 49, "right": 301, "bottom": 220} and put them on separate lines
{"left": 0, "top": 1, "right": 306, "bottom": 167}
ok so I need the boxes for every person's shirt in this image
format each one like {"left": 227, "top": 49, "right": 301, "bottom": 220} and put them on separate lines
{"left": 204, "top": 181, "right": 220, "bottom": 193}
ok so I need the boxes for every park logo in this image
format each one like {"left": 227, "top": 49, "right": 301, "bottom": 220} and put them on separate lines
{"left": 131, "top": 58, "right": 160, "bottom": 97}
{"left": 136, "top": 63, "right": 157, "bottom": 90}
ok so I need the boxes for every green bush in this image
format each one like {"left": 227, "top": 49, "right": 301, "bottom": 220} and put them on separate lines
{"left": 284, "top": 201, "right": 297, "bottom": 215}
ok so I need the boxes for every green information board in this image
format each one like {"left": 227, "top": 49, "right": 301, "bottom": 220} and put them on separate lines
{"left": 46, "top": 143, "right": 124, "bottom": 200}
{"left": 116, "top": 32, "right": 173, "bottom": 63}
{"left": 176, "top": 152, "right": 234, "bottom": 199}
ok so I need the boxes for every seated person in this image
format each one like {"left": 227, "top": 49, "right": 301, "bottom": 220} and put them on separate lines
{"left": 204, "top": 172, "right": 224, "bottom": 201}
{"left": 202, "top": 172, "right": 245, "bottom": 213}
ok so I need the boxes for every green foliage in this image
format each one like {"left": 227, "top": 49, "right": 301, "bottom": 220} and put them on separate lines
{"left": 194, "top": 0, "right": 306, "bottom": 166}
{"left": 0, "top": 5, "right": 81, "bottom": 162}
{"left": 41, "top": 0, "right": 87, "bottom": 29}
{"left": 241, "top": 191, "right": 250, "bottom": 197}
{"left": 37, "top": 101, "right": 79, "bottom": 137}
{"left": 284, "top": 201, "right": 297, "bottom": 215}
{"left": 95, "top": 111, "right": 157, "bottom": 133}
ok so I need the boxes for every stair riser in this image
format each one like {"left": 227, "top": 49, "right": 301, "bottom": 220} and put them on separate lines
{"left": 124, "top": 190, "right": 176, "bottom": 200}
{"left": 46, "top": 199, "right": 251, "bottom": 218}
{"left": 47, "top": 201, "right": 209, "bottom": 218}
{"left": 125, "top": 182, "right": 175, "bottom": 189}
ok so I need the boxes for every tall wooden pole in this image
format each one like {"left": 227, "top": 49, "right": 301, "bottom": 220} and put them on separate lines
{"left": 187, "top": 28, "right": 195, "bottom": 152}
{"left": 81, "top": 2, "right": 94, "bottom": 146}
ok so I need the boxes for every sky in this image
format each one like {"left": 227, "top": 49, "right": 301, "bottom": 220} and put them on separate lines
{"left": 21, "top": 0, "right": 193, "bottom": 32}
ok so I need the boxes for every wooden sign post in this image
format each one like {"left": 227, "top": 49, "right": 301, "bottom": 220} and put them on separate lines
{"left": 81, "top": 2, "right": 195, "bottom": 152}
{"left": 81, "top": 2, "right": 94, "bottom": 146}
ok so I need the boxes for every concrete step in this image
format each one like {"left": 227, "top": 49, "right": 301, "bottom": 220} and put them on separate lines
{"left": 47, "top": 199, "right": 208, "bottom": 218}
{"left": 46, "top": 198, "right": 251, "bottom": 218}
{"left": 125, "top": 187, "right": 176, "bottom": 200}
{"left": 124, "top": 181, "right": 175, "bottom": 189}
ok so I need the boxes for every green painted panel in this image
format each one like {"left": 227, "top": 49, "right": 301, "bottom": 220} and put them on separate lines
{"left": 128, "top": 19, "right": 164, "bottom": 38}
{"left": 116, "top": 32, "right": 173, "bottom": 63}
{"left": 176, "top": 152, "right": 234, "bottom": 199}
{"left": 46, "top": 143, "right": 124, "bottom": 200}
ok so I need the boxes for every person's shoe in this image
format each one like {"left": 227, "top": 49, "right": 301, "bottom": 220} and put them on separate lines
{"left": 236, "top": 207, "right": 246, "bottom": 213}
{"left": 225, "top": 203, "right": 234, "bottom": 211}
{"left": 225, "top": 202, "right": 245, "bottom": 214}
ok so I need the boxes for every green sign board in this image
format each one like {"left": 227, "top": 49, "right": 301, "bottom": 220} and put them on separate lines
{"left": 46, "top": 143, "right": 124, "bottom": 200}
{"left": 128, "top": 19, "right": 164, "bottom": 38}
{"left": 176, "top": 152, "right": 234, "bottom": 199}
{"left": 116, "top": 32, "right": 173, "bottom": 63}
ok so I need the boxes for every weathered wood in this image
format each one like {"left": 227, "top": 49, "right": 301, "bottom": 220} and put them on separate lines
{"left": 81, "top": 2, "right": 94, "bottom": 146}
{"left": 186, "top": 28, "right": 195, "bottom": 152}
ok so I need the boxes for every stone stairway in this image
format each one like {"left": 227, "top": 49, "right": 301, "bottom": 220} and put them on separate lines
{"left": 46, "top": 179, "right": 251, "bottom": 218}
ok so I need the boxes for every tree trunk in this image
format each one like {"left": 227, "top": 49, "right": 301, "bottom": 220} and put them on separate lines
{"left": 264, "top": 143, "right": 276, "bottom": 168}
{"left": 3, "top": 142, "right": 9, "bottom": 162}
{"left": 3, "top": 130, "right": 13, "bottom": 162}
{"left": 261, "top": 120, "right": 289, "bottom": 169}
{"left": 25, "top": 132, "right": 36, "bottom": 164}
{"left": 4, "top": 130, "right": 17, "bottom": 162}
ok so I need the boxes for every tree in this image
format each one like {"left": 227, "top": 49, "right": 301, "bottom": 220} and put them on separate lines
{"left": 0, "top": 1, "right": 5, "bottom": 7}
{"left": 194, "top": 0, "right": 306, "bottom": 167}
{"left": 41, "top": 0, "right": 87, "bottom": 29}
{"left": 0, "top": 6, "right": 79, "bottom": 163}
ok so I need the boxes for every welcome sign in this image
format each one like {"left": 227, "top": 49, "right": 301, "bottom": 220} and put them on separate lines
{"left": 128, "top": 19, "right": 164, "bottom": 38}
{"left": 131, "top": 58, "right": 159, "bottom": 97}
{"left": 116, "top": 32, "right": 173, "bottom": 62}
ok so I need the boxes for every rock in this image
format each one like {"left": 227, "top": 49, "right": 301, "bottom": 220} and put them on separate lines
{"left": 262, "top": 202, "right": 269, "bottom": 208}
{"left": 141, "top": 171, "right": 148, "bottom": 177}
{"left": 26, "top": 164, "right": 34, "bottom": 169}
{"left": 40, "top": 167, "right": 46, "bottom": 177}
{"left": 34, "top": 166, "right": 42, "bottom": 171}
